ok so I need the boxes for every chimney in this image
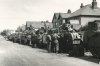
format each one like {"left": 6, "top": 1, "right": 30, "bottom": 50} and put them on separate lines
{"left": 67, "top": 9, "right": 71, "bottom": 13}
{"left": 80, "top": 3, "right": 84, "bottom": 8}
{"left": 92, "top": 0, "right": 97, "bottom": 9}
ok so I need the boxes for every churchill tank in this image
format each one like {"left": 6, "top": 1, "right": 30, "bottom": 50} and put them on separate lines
{"left": 83, "top": 20, "right": 100, "bottom": 58}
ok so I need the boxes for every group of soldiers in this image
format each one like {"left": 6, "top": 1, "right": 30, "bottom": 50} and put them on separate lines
{"left": 7, "top": 23, "right": 84, "bottom": 57}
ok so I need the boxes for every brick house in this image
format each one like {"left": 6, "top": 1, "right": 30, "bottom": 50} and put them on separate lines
{"left": 52, "top": 13, "right": 60, "bottom": 28}
{"left": 52, "top": 10, "right": 71, "bottom": 28}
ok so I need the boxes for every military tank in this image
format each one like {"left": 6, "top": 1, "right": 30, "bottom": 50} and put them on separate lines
{"left": 83, "top": 20, "right": 100, "bottom": 58}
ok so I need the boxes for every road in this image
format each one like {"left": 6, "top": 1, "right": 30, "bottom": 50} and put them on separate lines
{"left": 0, "top": 36, "right": 99, "bottom": 66}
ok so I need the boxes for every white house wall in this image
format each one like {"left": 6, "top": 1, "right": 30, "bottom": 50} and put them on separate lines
{"left": 81, "top": 17, "right": 100, "bottom": 26}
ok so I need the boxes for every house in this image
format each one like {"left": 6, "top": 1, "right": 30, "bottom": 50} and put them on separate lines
{"left": 52, "top": 10, "right": 71, "bottom": 30}
{"left": 52, "top": 13, "right": 60, "bottom": 28}
{"left": 68, "top": 0, "right": 100, "bottom": 26}
{"left": 52, "top": 0, "right": 100, "bottom": 30}
{"left": 26, "top": 21, "right": 52, "bottom": 30}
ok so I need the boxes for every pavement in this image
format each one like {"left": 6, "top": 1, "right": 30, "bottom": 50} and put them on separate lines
{"left": 0, "top": 36, "right": 99, "bottom": 66}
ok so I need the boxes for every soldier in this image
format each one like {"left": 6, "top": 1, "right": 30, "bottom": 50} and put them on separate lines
{"left": 64, "top": 30, "right": 73, "bottom": 53}
{"left": 46, "top": 30, "right": 52, "bottom": 53}
{"left": 24, "top": 34, "right": 28, "bottom": 45}
{"left": 21, "top": 33, "right": 24, "bottom": 45}
{"left": 69, "top": 30, "right": 84, "bottom": 57}
{"left": 58, "top": 33, "right": 65, "bottom": 53}
{"left": 71, "top": 30, "right": 80, "bottom": 40}
{"left": 41, "top": 32, "right": 48, "bottom": 49}
{"left": 17, "top": 33, "right": 22, "bottom": 44}
{"left": 27, "top": 34, "right": 31, "bottom": 46}
{"left": 59, "top": 30, "right": 70, "bottom": 53}
{"left": 51, "top": 31, "right": 60, "bottom": 53}
{"left": 37, "top": 32, "right": 43, "bottom": 48}
{"left": 31, "top": 32, "right": 37, "bottom": 48}
{"left": 14, "top": 33, "right": 17, "bottom": 43}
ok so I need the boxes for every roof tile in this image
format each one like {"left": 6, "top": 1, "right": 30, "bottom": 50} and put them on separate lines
{"left": 70, "top": 4, "right": 100, "bottom": 17}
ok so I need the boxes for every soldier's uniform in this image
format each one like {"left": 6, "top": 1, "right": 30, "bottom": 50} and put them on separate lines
{"left": 26, "top": 34, "right": 31, "bottom": 46}
{"left": 37, "top": 34, "right": 43, "bottom": 48}
{"left": 46, "top": 34, "right": 52, "bottom": 52}
{"left": 42, "top": 33, "right": 47, "bottom": 49}
{"left": 69, "top": 30, "right": 84, "bottom": 57}
{"left": 64, "top": 31, "right": 72, "bottom": 53}
{"left": 51, "top": 33, "right": 59, "bottom": 53}
{"left": 58, "top": 34, "right": 65, "bottom": 53}
{"left": 31, "top": 34, "right": 37, "bottom": 48}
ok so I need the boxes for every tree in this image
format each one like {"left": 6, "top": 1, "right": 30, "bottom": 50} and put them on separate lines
{"left": 1, "top": 29, "right": 10, "bottom": 36}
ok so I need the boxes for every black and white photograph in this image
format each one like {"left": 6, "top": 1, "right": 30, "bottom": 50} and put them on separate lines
{"left": 0, "top": 0, "right": 100, "bottom": 66}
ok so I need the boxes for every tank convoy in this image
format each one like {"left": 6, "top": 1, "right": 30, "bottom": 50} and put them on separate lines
{"left": 5, "top": 20, "right": 100, "bottom": 58}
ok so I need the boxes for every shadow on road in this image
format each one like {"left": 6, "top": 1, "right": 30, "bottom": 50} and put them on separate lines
{"left": 32, "top": 47, "right": 100, "bottom": 64}
{"left": 74, "top": 56, "right": 100, "bottom": 64}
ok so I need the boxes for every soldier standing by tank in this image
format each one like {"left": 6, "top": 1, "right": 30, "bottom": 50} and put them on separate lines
{"left": 31, "top": 32, "right": 37, "bottom": 48}
{"left": 63, "top": 29, "right": 72, "bottom": 53}
{"left": 21, "top": 33, "right": 25, "bottom": 45}
{"left": 26, "top": 33, "right": 31, "bottom": 46}
{"left": 41, "top": 31, "right": 48, "bottom": 49}
{"left": 46, "top": 30, "right": 52, "bottom": 53}
{"left": 24, "top": 33, "right": 28, "bottom": 45}
{"left": 58, "top": 31, "right": 65, "bottom": 53}
{"left": 38, "top": 32, "right": 43, "bottom": 48}
{"left": 61, "top": 22, "right": 72, "bottom": 53}
{"left": 58, "top": 33, "right": 63, "bottom": 53}
{"left": 51, "top": 31, "right": 60, "bottom": 53}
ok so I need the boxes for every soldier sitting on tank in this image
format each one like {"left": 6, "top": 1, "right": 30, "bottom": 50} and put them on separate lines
{"left": 71, "top": 30, "right": 80, "bottom": 40}
{"left": 69, "top": 30, "right": 84, "bottom": 57}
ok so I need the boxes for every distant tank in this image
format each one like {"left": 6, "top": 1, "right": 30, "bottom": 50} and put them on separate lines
{"left": 83, "top": 20, "right": 100, "bottom": 58}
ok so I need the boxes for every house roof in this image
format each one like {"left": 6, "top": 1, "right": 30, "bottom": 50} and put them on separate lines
{"left": 52, "top": 13, "right": 71, "bottom": 22}
{"left": 26, "top": 21, "right": 52, "bottom": 29}
{"left": 70, "top": 4, "right": 100, "bottom": 17}
{"left": 54, "top": 13, "right": 60, "bottom": 19}
{"left": 52, "top": 13, "right": 60, "bottom": 22}
{"left": 59, "top": 13, "right": 71, "bottom": 19}
{"left": 26, "top": 21, "right": 43, "bottom": 28}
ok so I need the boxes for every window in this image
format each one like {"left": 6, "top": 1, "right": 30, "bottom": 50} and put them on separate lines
{"left": 63, "top": 20, "right": 65, "bottom": 24}
{"left": 70, "top": 20, "right": 79, "bottom": 24}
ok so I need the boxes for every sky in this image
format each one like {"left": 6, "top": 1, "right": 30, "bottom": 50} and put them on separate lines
{"left": 0, "top": 0, "right": 100, "bottom": 31}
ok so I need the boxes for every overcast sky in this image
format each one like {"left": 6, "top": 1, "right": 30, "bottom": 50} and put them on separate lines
{"left": 0, "top": 0, "right": 100, "bottom": 31}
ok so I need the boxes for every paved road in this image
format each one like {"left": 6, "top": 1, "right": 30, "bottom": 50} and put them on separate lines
{"left": 0, "top": 36, "right": 99, "bottom": 66}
